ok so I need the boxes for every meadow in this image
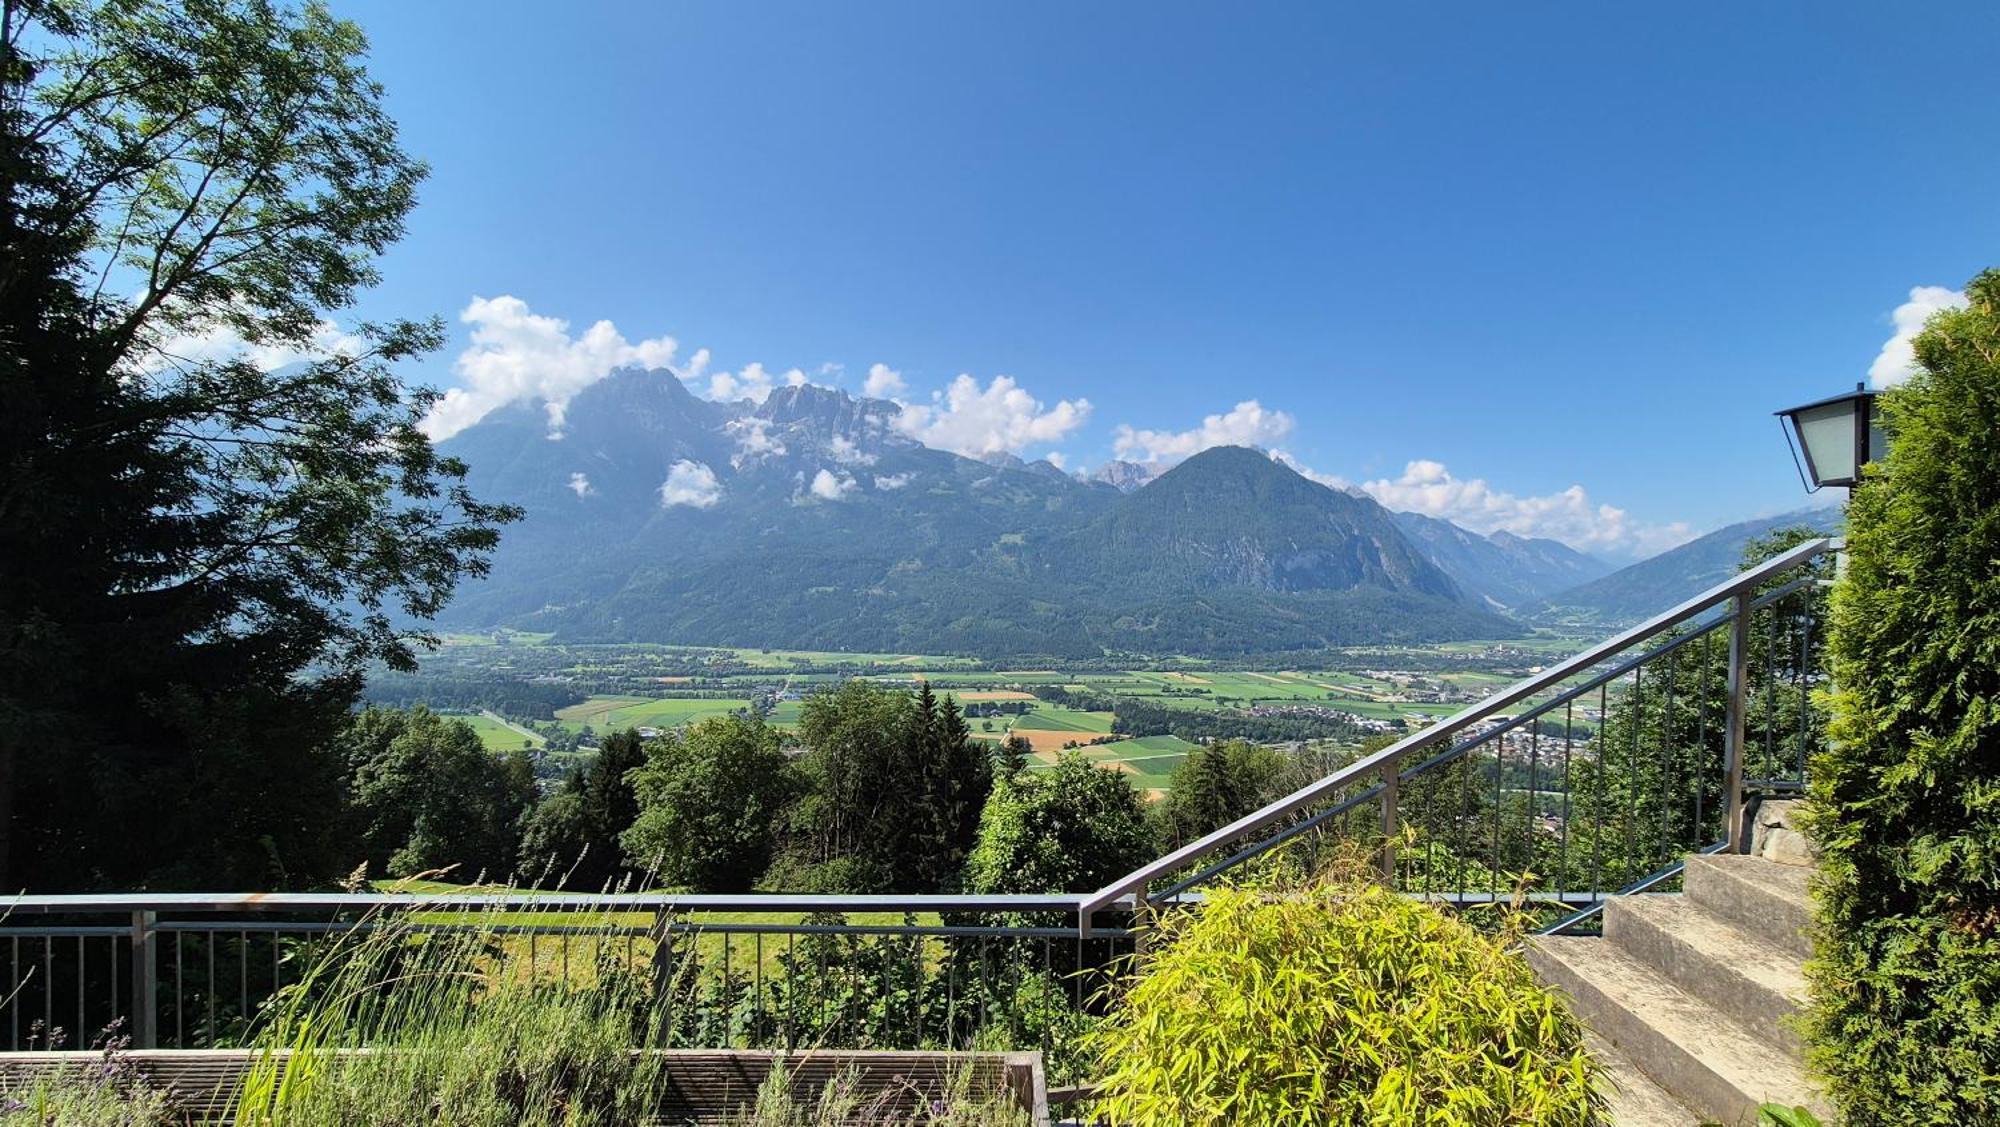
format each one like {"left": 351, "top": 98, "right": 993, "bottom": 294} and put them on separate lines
{"left": 553, "top": 695, "right": 755, "bottom": 732}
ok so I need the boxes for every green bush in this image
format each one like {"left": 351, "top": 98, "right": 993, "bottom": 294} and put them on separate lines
{"left": 1802, "top": 269, "right": 2000, "bottom": 1124}
{"left": 1085, "top": 873, "right": 1602, "bottom": 1125}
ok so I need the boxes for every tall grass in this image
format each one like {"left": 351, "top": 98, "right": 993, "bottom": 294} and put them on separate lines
{"left": 0, "top": 886, "right": 1040, "bottom": 1125}
{"left": 225, "top": 892, "right": 664, "bottom": 1125}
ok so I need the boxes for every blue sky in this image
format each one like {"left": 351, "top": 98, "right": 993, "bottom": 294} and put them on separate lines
{"left": 321, "top": 1, "right": 1999, "bottom": 558}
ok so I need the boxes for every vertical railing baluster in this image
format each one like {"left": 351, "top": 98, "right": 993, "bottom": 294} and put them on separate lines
{"left": 1765, "top": 597, "right": 1780, "bottom": 779}
{"left": 1559, "top": 701, "right": 1574, "bottom": 898}
{"left": 1696, "top": 633, "right": 1712, "bottom": 842}
{"left": 1661, "top": 648, "right": 1677, "bottom": 867}
{"left": 129, "top": 911, "right": 156, "bottom": 1049}
{"left": 1626, "top": 666, "right": 1643, "bottom": 885}
{"left": 1378, "top": 762, "right": 1399, "bottom": 883}
{"left": 1797, "top": 589, "right": 1814, "bottom": 780}
{"left": 1724, "top": 592, "right": 1754, "bottom": 852}
{"left": 1526, "top": 718, "right": 1541, "bottom": 894}
{"left": 1592, "top": 684, "right": 1607, "bottom": 903}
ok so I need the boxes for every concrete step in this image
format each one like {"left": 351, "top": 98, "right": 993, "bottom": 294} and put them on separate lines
{"left": 1683, "top": 853, "right": 1813, "bottom": 961}
{"left": 1529, "top": 935, "right": 1830, "bottom": 1127}
{"left": 1588, "top": 1033, "right": 1701, "bottom": 1126}
{"left": 1605, "top": 893, "right": 1807, "bottom": 1055}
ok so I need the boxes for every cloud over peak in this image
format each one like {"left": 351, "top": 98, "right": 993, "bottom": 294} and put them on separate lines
{"left": 1356, "top": 459, "right": 1691, "bottom": 557}
{"left": 863, "top": 363, "right": 907, "bottom": 399}
{"left": 892, "top": 374, "right": 1090, "bottom": 457}
{"left": 1112, "top": 400, "right": 1295, "bottom": 464}
{"left": 425, "top": 296, "right": 680, "bottom": 441}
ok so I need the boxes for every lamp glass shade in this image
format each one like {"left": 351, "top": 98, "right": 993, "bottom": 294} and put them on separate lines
{"left": 1793, "top": 399, "right": 1860, "bottom": 486}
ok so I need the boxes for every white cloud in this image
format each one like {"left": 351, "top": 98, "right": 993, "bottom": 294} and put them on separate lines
{"left": 893, "top": 375, "right": 1090, "bottom": 457}
{"left": 863, "top": 363, "right": 907, "bottom": 399}
{"left": 1044, "top": 451, "right": 1068, "bottom": 470}
{"left": 828, "top": 434, "right": 876, "bottom": 466}
{"left": 567, "top": 472, "right": 594, "bottom": 498}
{"left": 682, "top": 348, "right": 711, "bottom": 384}
{"left": 708, "top": 362, "right": 813, "bottom": 404}
{"left": 809, "top": 468, "right": 857, "bottom": 501}
{"left": 726, "top": 417, "right": 787, "bottom": 468}
{"left": 424, "top": 295, "right": 680, "bottom": 441}
{"left": 1869, "top": 285, "right": 1968, "bottom": 388}
{"left": 1356, "top": 459, "right": 1691, "bottom": 557}
{"left": 1269, "top": 449, "right": 1348, "bottom": 490}
{"left": 658, "top": 460, "right": 723, "bottom": 508}
{"left": 1112, "top": 400, "right": 1295, "bottom": 464}
{"left": 874, "top": 472, "right": 912, "bottom": 490}
{"left": 144, "top": 318, "right": 364, "bottom": 374}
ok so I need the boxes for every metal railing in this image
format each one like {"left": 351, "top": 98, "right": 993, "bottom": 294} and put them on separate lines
{"left": 0, "top": 537, "right": 1836, "bottom": 1053}
{"left": 1080, "top": 535, "right": 1836, "bottom": 932}
{"left": 0, "top": 890, "right": 1131, "bottom": 1061}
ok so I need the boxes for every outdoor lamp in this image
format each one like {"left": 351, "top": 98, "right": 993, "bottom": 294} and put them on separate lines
{"left": 1777, "top": 382, "right": 1885, "bottom": 491}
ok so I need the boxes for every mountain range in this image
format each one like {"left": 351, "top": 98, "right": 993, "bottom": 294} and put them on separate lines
{"left": 434, "top": 369, "right": 1622, "bottom": 658}
{"left": 1526, "top": 507, "right": 1844, "bottom": 625}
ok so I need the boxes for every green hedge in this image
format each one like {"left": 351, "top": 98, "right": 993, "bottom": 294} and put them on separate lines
{"left": 1803, "top": 269, "right": 2000, "bottom": 1123}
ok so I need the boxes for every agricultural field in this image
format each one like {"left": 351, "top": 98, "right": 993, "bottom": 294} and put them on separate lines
{"left": 1026, "top": 734, "right": 1199, "bottom": 796}
{"left": 454, "top": 712, "right": 547, "bottom": 753}
{"left": 552, "top": 695, "right": 755, "bottom": 733}
{"left": 662, "top": 645, "right": 982, "bottom": 670}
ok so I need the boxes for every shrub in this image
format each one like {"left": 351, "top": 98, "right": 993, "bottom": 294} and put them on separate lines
{"left": 1801, "top": 269, "right": 2000, "bottom": 1124}
{"left": 1085, "top": 873, "right": 1602, "bottom": 1126}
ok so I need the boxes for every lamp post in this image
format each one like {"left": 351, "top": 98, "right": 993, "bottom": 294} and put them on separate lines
{"left": 1776, "top": 382, "right": 1885, "bottom": 492}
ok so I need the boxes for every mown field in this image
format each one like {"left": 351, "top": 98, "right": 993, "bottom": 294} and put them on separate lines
{"left": 553, "top": 695, "right": 754, "bottom": 733}
{"left": 456, "top": 712, "right": 547, "bottom": 753}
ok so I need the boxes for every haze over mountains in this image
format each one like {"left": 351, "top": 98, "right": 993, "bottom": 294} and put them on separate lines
{"left": 435, "top": 368, "right": 1831, "bottom": 658}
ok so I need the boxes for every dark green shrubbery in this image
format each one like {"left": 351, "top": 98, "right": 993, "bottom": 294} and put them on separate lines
{"left": 1803, "top": 269, "right": 2000, "bottom": 1123}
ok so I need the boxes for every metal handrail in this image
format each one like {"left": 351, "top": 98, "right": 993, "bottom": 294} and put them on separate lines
{"left": 1080, "top": 535, "right": 1839, "bottom": 922}
{"left": 0, "top": 890, "right": 1087, "bottom": 915}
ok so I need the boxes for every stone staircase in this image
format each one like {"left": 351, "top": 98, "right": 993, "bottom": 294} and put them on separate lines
{"left": 1527, "top": 805, "right": 1832, "bottom": 1126}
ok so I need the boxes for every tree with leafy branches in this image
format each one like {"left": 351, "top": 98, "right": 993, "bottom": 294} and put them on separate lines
{"left": 517, "top": 727, "right": 647, "bottom": 889}
{"left": 0, "top": 0, "right": 516, "bottom": 887}
{"left": 343, "top": 707, "right": 536, "bottom": 881}
{"left": 621, "top": 715, "right": 795, "bottom": 892}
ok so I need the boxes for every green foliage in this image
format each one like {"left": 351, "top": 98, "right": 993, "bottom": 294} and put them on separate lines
{"left": 1086, "top": 874, "right": 1603, "bottom": 1126}
{"left": 622, "top": 715, "right": 796, "bottom": 891}
{"left": 1151, "top": 739, "right": 1286, "bottom": 849}
{"left": 0, "top": 0, "right": 516, "bottom": 889}
{"left": 344, "top": 707, "right": 536, "bottom": 880}
{"left": 965, "top": 754, "right": 1152, "bottom": 895}
{"left": 1758, "top": 1104, "right": 1826, "bottom": 1127}
{"left": 779, "top": 682, "right": 991, "bottom": 893}
{"left": 519, "top": 729, "right": 646, "bottom": 889}
{"left": 1802, "top": 269, "right": 2000, "bottom": 1125}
